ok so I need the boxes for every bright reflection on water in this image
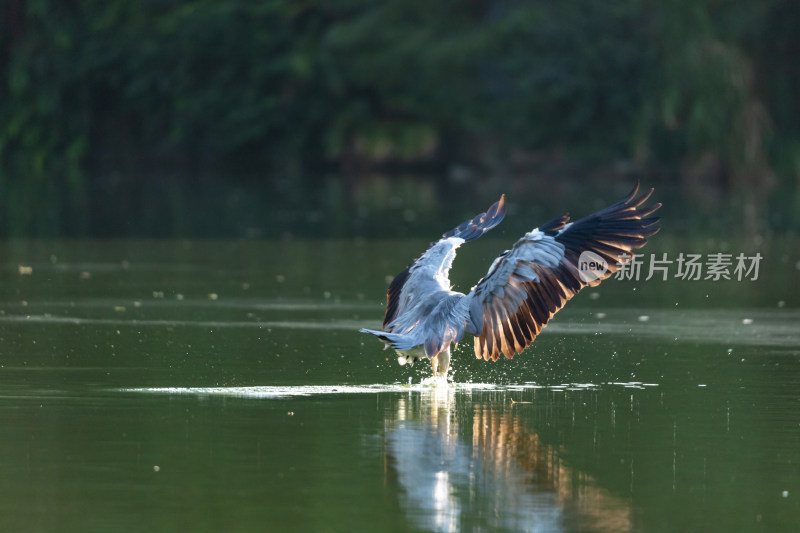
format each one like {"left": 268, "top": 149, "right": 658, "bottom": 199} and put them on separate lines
{"left": 387, "top": 387, "right": 579, "bottom": 533}
{"left": 0, "top": 239, "right": 799, "bottom": 532}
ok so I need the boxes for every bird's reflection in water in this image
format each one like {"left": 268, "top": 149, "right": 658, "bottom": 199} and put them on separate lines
{"left": 383, "top": 387, "right": 630, "bottom": 533}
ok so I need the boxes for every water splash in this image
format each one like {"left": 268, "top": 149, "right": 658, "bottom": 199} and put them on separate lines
{"left": 123, "top": 381, "right": 654, "bottom": 399}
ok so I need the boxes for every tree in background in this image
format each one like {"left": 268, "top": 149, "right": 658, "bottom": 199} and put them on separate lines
{"left": 0, "top": 0, "right": 797, "bottom": 237}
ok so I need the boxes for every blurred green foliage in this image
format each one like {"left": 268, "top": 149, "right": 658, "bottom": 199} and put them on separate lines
{"left": 1, "top": 0, "right": 798, "bottom": 237}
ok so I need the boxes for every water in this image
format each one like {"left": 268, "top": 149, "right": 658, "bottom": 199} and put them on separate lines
{"left": 0, "top": 239, "right": 799, "bottom": 532}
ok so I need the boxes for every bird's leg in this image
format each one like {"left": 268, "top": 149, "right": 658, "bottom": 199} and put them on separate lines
{"left": 432, "top": 347, "right": 451, "bottom": 378}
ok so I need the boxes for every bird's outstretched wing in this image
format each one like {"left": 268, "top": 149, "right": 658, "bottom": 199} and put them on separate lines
{"left": 465, "top": 183, "right": 661, "bottom": 361}
{"left": 382, "top": 195, "right": 506, "bottom": 331}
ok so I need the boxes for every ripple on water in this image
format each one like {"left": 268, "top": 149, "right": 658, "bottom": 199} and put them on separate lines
{"left": 3, "top": 307, "right": 798, "bottom": 347}
{"left": 123, "top": 381, "right": 656, "bottom": 399}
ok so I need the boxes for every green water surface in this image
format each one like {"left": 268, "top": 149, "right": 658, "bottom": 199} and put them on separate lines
{"left": 0, "top": 239, "right": 798, "bottom": 532}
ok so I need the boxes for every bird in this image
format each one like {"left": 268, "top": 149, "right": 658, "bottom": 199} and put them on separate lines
{"left": 360, "top": 183, "right": 661, "bottom": 378}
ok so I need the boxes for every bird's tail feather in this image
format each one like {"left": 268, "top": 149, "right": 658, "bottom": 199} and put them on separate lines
{"left": 359, "top": 328, "right": 417, "bottom": 352}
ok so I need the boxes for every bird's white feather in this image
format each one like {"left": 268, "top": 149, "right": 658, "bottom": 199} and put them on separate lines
{"left": 361, "top": 185, "right": 661, "bottom": 368}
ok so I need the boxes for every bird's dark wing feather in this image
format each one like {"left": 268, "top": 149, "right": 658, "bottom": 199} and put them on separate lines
{"left": 382, "top": 195, "right": 506, "bottom": 329}
{"left": 466, "top": 183, "right": 661, "bottom": 361}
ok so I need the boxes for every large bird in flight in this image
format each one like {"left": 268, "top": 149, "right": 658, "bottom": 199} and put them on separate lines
{"left": 360, "top": 183, "right": 661, "bottom": 378}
